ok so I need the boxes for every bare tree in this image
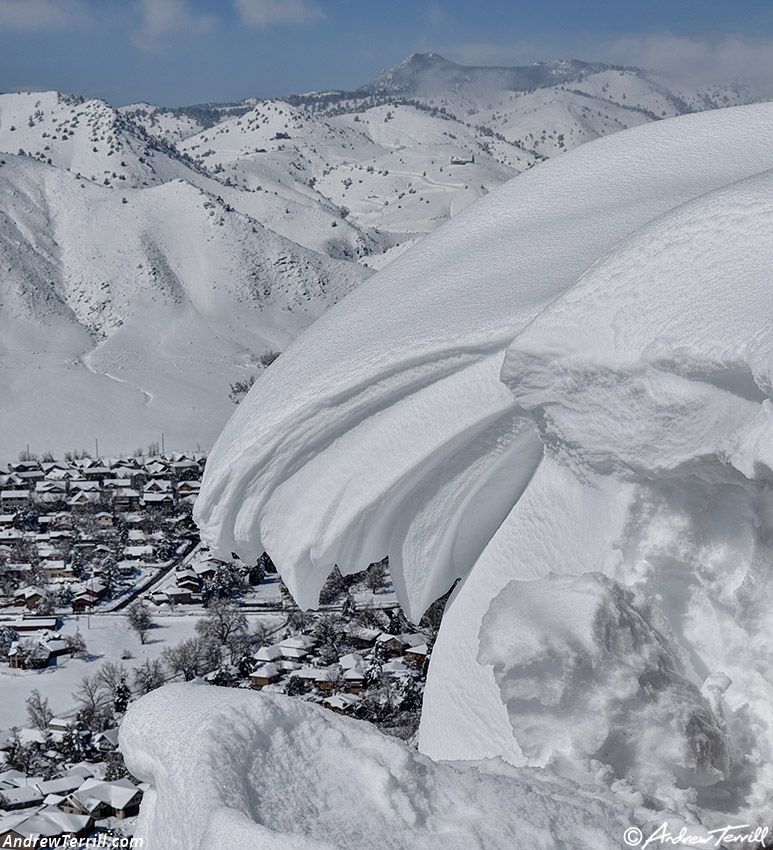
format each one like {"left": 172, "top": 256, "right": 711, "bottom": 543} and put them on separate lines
{"left": 36, "top": 593, "right": 56, "bottom": 615}
{"left": 96, "top": 661, "right": 128, "bottom": 703}
{"left": 127, "top": 600, "right": 153, "bottom": 644}
{"left": 163, "top": 636, "right": 217, "bottom": 681}
{"left": 73, "top": 674, "right": 113, "bottom": 731}
{"left": 26, "top": 689, "right": 53, "bottom": 731}
{"left": 363, "top": 559, "right": 387, "bottom": 593}
{"left": 133, "top": 659, "right": 165, "bottom": 695}
{"left": 195, "top": 599, "right": 247, "bottom": 645}
{"left": 65, "top": 629, "right": 87, "bottom": 659}
{"left": 13, "top": 639, "right": 39, "bottom": 669}
{"left": 252, "top": 620, "right": 275, "bottom": 649}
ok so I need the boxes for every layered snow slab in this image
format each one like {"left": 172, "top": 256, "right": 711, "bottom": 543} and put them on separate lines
{"left": 121, "top": 684, "right": 691, "bottom": 850}
{"left": 196, "top": 102, "right": 773, "bottom": 619}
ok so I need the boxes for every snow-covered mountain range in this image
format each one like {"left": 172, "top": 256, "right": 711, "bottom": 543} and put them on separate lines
{"left": 0, "top": 55, "right": 766, "bottom": 458}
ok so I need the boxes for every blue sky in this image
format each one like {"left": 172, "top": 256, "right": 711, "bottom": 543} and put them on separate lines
{"left": 1, "top": 0, "right": 773, "bottom": 105}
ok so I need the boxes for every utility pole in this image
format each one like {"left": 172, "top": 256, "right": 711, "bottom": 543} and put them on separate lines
{"left": 95, "top": 438, "right": 99, "bottom": 459}
{"left": 161, "top": 433, "right": 165, "bottom": 455}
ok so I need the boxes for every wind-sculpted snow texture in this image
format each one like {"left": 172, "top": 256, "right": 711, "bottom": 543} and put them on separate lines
{"left": 195, "top": 104, "right": 773, "bottom": 822}
{"left": 122, "top": 684, "right": 697, "bottom": 850}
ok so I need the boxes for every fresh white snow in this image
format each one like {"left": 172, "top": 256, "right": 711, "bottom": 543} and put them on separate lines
{"left": 121, "top": 683, "right": 700, "bottom": 850}
{"left": 194, "top": 102, "right": 773, "bottom": 825}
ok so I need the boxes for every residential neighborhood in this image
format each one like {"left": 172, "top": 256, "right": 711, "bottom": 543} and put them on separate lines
{"left": 0, "top": 451, "right": 440, "bottom": 847}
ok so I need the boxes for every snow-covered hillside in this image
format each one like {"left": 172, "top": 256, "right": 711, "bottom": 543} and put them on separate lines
{"left": 0, "top": 154, "right": 368, "bottom": 458}
{"left": 133, "top": 54, "right": 762, "bottom": 247}
{"left": 194, "top": 103, "right": 773, "bottom": 827}
{"left": 0, "top": 91, "right": 199, "bottom": 188}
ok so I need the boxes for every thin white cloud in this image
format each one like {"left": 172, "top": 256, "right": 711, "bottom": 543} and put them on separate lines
{"left": 602, "top": 32, "right": 773, "bottom": 89}
{"left": 131, "top": 0, "right": 216, "bottom": 53}
{"left": 441, "top": 42, "right": 541, "bottom": 67}
{"left": 0, "top": 0, "right": 85, "bottom": 31}
{"left": 425, "top": 3, "right": 446, "bottom": 28}
{"left": 235, "top": 0, "right": 324, "bottom": 28}
{"left": 441, "top": 32, "right": 773, "bottom": 93}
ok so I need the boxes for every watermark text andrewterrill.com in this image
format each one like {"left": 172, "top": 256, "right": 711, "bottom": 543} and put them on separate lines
{"left": 1, "top": 837, "right": 143, "bottom": 849}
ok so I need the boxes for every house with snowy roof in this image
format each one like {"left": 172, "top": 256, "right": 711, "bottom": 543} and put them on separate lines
{"left": 0, "top": 784, "right": 44, "bottom": 810}
{"left": 69, "top": 490, "right": 98, "bottom": 510}
{"left": 62, "top": 777, "right": 142, "bottom": 820}
{"left": 323, "top": 693, "right": 361, "bottom": 715}
{"left": 374, "top": 632, "right": 405, "bottom": 657}
{"left": 343, "top": 625, "right": 380, "bottom": 648}
{"left": 277, "top": 635, "right": 316, "bottom": 661}
{"left": 1, "top": 617, "right": 58, "bottom": 633}
{"left": 144, "top": 479, "right": 172, "bottom": 493}
{"left": 343, "top": 667, "right": 365, "bottom": 694}
{"left": 249, "top": 663, "right": 281, "bottom": 689}
{"left": 4, "top": 807, "right": 93, "bottom": 841}
{"left": 35, "top": 776, "right": 84, "bottom": 798}
{"left": 253, "top": 644, "right": 283, "bottom": 663}
{"left": 113, "top": 488, "right": 141, "bottom": 511}
{"left": 11, "top": 586, "right": 46, "bottom": 609}
{"left": 92, "top": 728, "right": 120, "bottom": 753}
{"left": 175, "top": 569, "right": 200, "bottom": 591}
{"left": 123, "top": 544, "right": 154, "bottom": 560}
{"left": 142, "top": 492, "right": 175, "bottom": 511}
{"left": 404, "top": 643, "right": 429, "bottom": 665}
{"left": 8, "top": 640, "right": 51, "bottom": 669}
{"left": 177, "top": 479, "right": 200, "bottom": 493}
{"left": 0, "top": 490, "right": 28, "bottom": 511}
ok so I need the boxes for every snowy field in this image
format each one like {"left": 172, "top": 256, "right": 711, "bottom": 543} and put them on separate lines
{"left": 0, "top": 612, "right": 281, "bottom": 729}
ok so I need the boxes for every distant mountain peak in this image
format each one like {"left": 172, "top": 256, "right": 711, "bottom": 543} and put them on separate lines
{"left": 398, "top": 52, "right": 457, "bottom": 69}
{"left": 362, "top": 52, "right": 611, "bottom": 97}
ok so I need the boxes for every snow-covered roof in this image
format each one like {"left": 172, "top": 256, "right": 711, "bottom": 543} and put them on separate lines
{"left": 71, "top": 777, "right": 140, "bottom": 811}
{"left": 63, "top": 763, "right": 95, "bottom": 779}
{"left": 93, "top": 728, "right": 120, "bottom": 748}
{"left": 36, "top": 776, "right": 83, "bottom": 796}
{"left": 381, "top": 659, "right": 409, "bottom": 675}
{"left": 338, "top": 652, "right": 364, "bottom": 669}
{"left": 278, "top": 635, "right": 315, "bottom": 649}
{"left": 254, "top": 644, "right": 283, "bottom": 662}
{"left": 1, "top": 785, "right": 44, "bottom": 806}
{"left": 250, "top": 662, "right": 279, "bottom": 679}
{"left": 12, "top": 585, "right": 45, "bottom": 599}
{"left": 323, "top": 693, "right": 361, "bottom": 711}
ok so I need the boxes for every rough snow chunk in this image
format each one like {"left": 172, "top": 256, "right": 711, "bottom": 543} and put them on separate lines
{"left": 479, "top": 573, "right": 732, "bottom": 806}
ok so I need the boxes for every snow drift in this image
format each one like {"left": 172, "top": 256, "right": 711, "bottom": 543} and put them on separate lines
{"left": 121, "top": 684, "right": 692, "bottom": 850}
{"left": 193, "top": 102, "right": 773, "bottom": 824}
